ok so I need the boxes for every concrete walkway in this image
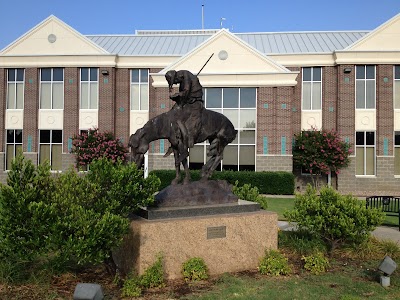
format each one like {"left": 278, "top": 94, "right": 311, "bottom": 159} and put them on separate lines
{"left": 278, "top": 221, "right": 400, "bottom": 244}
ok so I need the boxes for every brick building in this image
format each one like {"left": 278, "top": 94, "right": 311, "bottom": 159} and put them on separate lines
{"left": 1, "top": 14, "right": 400, "bottom": 195}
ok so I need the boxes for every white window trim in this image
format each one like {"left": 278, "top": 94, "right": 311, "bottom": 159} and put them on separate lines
{"left": 5, "top": 129, "right": 23, "bottom": 171}
{"left": 80, "top": 68, "right": 99, "bottom": 110}
{"left": 355, "top": 65, "right": 376, "bottom": 110}
{"left": 355, "top": 131, "right": 376, "bottom": 176}
{"left": 38, "top": 129, "right": 63, "bottom": 171}
{"left": 130, "top": 69, "right": 149, "bottom": 111}
{"left": 6, "top": 69, "right": 25, "bottom": 110}
{"left": 301, "top": 67, "right": 322, "bottom": 111}
{"left": 39, "top": 68, "right": 64, "bottom": 110}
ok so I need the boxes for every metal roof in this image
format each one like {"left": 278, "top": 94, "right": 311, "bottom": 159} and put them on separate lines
{"left": 86, "top": 30, "right": 369, "bottom": 56}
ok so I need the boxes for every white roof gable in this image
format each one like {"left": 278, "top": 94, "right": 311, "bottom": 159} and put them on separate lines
{"left": 161, "top": 29, "right": 291, "bottom": 75}
{"left": 0, "top": 15, "right": 108, "bottom": 56}
{"left": 345, "top": 13, "right": 400, "bottom": 51}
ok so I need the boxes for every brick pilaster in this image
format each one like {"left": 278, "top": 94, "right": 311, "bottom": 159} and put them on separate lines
{"left": 24, "top": 68, "right": 39, "bottom": 153}
{"left": 322, "top": 66, "right": 338, "bottom": 130}
{"left": 98, "top": 67, "right": 115, "bottom": 133}
{"left": 0, "top": 69, "right": 5, "bottom": 152}
{"left": 63, "top": 67, "right": 79, "bottom": 153}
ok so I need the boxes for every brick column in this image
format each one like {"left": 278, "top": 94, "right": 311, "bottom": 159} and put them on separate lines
{"left": 376, "top": 65, "right": 394, "bottom": 156}
{"left": 0, "top": 69, "right": 5, "bottom": 151}
{"left": 115, "top": 68, "right": 130, "bottom": 143}
{"left": 322, "top": 66, "right": 338, "bottom": 130}
{"left": 276, "top": 86, "right": 293, "bottom": 155}
{"left": 257, "top": 87, "right": 276, "bottom": 154}
{"left": 24, "top": 68, "right": 39, "bottom": 153}
{"left": 63, "top": 67, "right": 79, "bottom": 153}
{"left": 98, "top": 67, "right": 115, "bottom": 133}
{"left": 288, "top": 67, "right": 301, "bottom": 137}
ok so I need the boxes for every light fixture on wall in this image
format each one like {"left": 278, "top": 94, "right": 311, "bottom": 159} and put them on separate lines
{"left": 343, "top": 68, "right": 352, "bottom": 73}
{"left": 101, "top": 70, "right": 109, "bottom": 76}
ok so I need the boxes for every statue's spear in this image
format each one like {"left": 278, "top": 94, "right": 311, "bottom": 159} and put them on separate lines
{"left": 197, "top": 53, "right": 214, "bottom": 75}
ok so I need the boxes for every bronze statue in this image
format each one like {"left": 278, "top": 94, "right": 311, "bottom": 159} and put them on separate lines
{"left": 129, "top": 70, "right": 237, "bottom": 184}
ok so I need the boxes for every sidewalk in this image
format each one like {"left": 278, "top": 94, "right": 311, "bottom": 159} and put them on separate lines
{"left": 278, "top": 221, "right": 400, "bottom": 244}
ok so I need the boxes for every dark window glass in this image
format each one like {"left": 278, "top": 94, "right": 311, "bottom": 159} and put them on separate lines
{"left": 53, "top": 68, "right": 63, "bottom": 81}
{"left": 395, "top": 66, "right": 400, "bottom": 80}
{"left": 395, "top": 132, "right": 400, "bottom": 146}
{"left": 52, "top": 130, "right": 62, "bottom": 143}
{"left": 356, "top": 66, "right": 365, "bottom": 79}
{"left": 206, "top": 88, "right": 222, "bottom": 108}
{"left": 240, "top": 88, "right": 256, "bottom": 108}
{"left": 356, "top": 132, "right": 364, "bottom": 145}
{"left": 16, "top": 69, "right": 24, "bottom": 81}
{"left": 140, "top": 69, "right": 148, "bottom": 83}
{"left": 7, "top": 130, "right": 14, "bottom": 143}
{"left": 90, "top": 68, "right": 98, "bottom": 81}
{"left": 41, "top": 68, "right": 52, "bottom": 81}
{"left": 313, "top": 67, "right": 321, "bottom": 81}
{"left": 40, "top": 130, "right": 51, "bottom": 143}
{"left": 15, "top": 130, "right": 22, "bottom": 143}
{"left": 223, "top": 88, "right": 239, "bottom": 108}
{"left": 366, "top": 132, "right": 375, "bottom": 145}
{"left": 366, "top": 66, "right": 375, "bottom": 79}
{"left": 81, "top": 68, "right": 89, "bottom": 81}
{"left": 8, "top": 69, "right": 15, "bottom": 81}
{"left": 303, "top": 67, "right": 312, "bottom": 81}
{"left": 131, "top": 69, "right": 139, "bottom": 82}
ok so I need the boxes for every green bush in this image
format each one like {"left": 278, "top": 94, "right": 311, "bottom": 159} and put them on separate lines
{"left": 182, "top": 257, "right": 209, "bottom": 282}
{"left": 232, "top": 181, "right": 268, "bottom": 209}
{"left": 150, "top": 170, "right": 295, "bottom": 194}
{"left": 278, "top": 230, "right": 327, "bottom": 255}
{"left": 258, "top": 249, "right": 291, "bottom": 276}
{"left": 284, "top": 185, "right": 385, "bottom": 252}
{"left": 301, "top": 252, "right": 330, "bottom": 275}
{"left": 121, "top": 275, "right": 142, "bottom": 297}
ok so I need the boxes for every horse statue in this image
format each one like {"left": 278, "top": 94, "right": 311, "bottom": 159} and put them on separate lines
{"left": 128, "top": 108, "right": 237, "bottom": 185}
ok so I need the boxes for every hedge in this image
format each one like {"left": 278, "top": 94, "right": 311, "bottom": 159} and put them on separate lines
{"left": 149, "top": 170, "right": 295, "bottom": 195}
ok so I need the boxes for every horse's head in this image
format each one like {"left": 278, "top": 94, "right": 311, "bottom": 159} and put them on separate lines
{"left": 128, "top": 129, "right": 149, "bottom": 168}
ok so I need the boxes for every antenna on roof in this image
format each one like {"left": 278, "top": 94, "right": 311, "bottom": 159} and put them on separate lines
{"left": 202, "top": 4, "right": 205, "bottom": 29}
{"left": 220, "top": 17, "right": 226, "bottom": 29}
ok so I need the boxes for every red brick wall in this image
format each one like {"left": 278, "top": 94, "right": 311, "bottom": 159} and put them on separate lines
{"left": 0, "top": 69, "right": 5, "bottom": 151}
{"left": 24, "top": 68, "right": 39, "bottom": 152}
{"left": 289, "top": 67, "right": 301, "bottom": 136}
{"left": 322, "top": 66, "right": 338, "bottom": 130}
{"left": 277, "top": 87, "right": 294, "bottom": 155}
{"left": 98, "top": 67, "right": 115, "bottom": 133}
{"left": 337, "top": 65, "right": 355, "bottom": 151}
{"left": 257, "top": 87, "right": 275, "bottom": 154}
{"left": 115, "top": 68, "right": 130, "bottom": 143}
{"left": 376, "top": 65, "right": 394, "bottom": 156}
{"left": 63, "top": 68, "right": 79, "bottom": 153}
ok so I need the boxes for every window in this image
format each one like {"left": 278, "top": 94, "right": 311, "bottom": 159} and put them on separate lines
{"left": 394, "top": 66, "right": 400, "bottom": 109}
{"left": 356, "top": 131, "right": 375, "bottom": 175}
{"left": 5, "top": 130, "right": 22, "bottom": 170}
{"left": 395, "top": 132, "right": 400, "bottom": 175}
{"left": 131, "top": 69, "right": 149, "bottom": 110}
{"left": 39, "top": 130, "right": 62, "bottom": 170}
{"left": 356, "top": 65, "right": 375, "bottom": 109}
{"left": 40, "top": 68, "right": 64, "bottom": 109}
{"left": 302, "top": 67, "right": 321, "bottom": 110}
{"left": 80, "top": 68, "right": 98, "bottom": 109}
{"left": 7, "top": 69, "right": 24, "bottom": 109}
{"left": 189, "top": 88, "right": 256, "bottom": 171}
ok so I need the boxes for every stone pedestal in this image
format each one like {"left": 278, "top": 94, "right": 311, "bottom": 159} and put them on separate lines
{"left": 113, "top": 205, "right": 278, "bottom": 279}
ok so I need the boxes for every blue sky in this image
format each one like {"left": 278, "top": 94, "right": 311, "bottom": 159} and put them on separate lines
{"left": 1, "top": 0, "right": 400, "bottom": 50}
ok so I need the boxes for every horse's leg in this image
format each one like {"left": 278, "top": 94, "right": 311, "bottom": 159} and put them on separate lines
{"left": 181, "top": 156, "right": 191, "bottom": 185}
{"left": 171, "top": 148, "right": 181, "bottom": 185}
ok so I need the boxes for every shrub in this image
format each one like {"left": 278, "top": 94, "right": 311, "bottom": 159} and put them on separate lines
{"left": 71, "top": 128, "right": 128, "bottom": 168}
{"left": 139, "top": 253, "right": 165, "bottom": 288}
{"left": 182, "top": 257, "right": 209, "bottom": 282}
{"left": 278, "top": 230, "right": 327, "bottom": 255}
{"left": 284, "top": 185, "right": 385, "bottom": 252}
{"left": 121, "top": 275, "right": 142, "bottom": 297}
{"left": 301, "top": 252, "right": 330, "bottom": 275}
{"left": 150, "top": 170, "right": 295, "bottom": 194}
{"left": 258, "top": 249, "right": 291, "bottom": 276}
{"left": 232, "top": 181, "right": 268, "bottom": 209}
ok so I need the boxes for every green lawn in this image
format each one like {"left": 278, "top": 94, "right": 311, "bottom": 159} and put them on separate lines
{"left": 266, "top": 196, "right": 399, "bottom": 228}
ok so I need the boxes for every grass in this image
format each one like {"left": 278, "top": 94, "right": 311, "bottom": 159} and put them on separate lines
{"left": 266, "top": 196, "right": 399, "bottom": 228}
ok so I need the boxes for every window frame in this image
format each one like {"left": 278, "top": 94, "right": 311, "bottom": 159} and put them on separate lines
{"left": 5, "top": 129, "right": 23, "bottom": 171}
{"left": 39, "top": 68, "right": 64, "bottom": 109}
{"left": 355, "top": 131, "right": 376, "bottom": 176}
{"left": 355, "top": 65, "right": 376, "bottom": 109}
{"left": 394, "top": 66, "right": 400, "bottom": 110}
{"left": 80, "top": 68, "right": 99, "bottom": 109}
{"left": 395, "top": 131, "right": 400, "bottom": 176}
{"left": 6, "top": 68, "right": 25, "bottom": 109}
{"left": 130, "top": 69, "right": 149, "bottom": 111}
{"left": 39, "top": 129, "right": 63, "bottom": 171}
{"left": 189, "top": 87, "right": 257, "bottom": 171}
{"left": 301, "top": 67, "right": 322, "bottom": 111}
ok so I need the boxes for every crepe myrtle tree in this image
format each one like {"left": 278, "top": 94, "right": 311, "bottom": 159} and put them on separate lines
{"left": 71, "top": 128, "right": 128, "bottom": 169}
{"left": 293, "top": 127, "right": 352, "bottom": 188}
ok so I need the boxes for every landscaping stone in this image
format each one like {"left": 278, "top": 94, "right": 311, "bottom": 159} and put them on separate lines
{"left": 73, "top": 283, "right": 104, "bottom": 300}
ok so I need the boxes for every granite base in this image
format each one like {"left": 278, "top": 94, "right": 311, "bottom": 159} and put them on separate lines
{"left": 113, "top": 209, "right": 278, "bottom": 279}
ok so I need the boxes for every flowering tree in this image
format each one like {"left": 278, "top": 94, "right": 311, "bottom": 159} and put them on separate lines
{"left": 293, "top": 127, "right": 352, "bottom": 187}
{"left": 71, "top": 128, "right": 128, "bottom": 169}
